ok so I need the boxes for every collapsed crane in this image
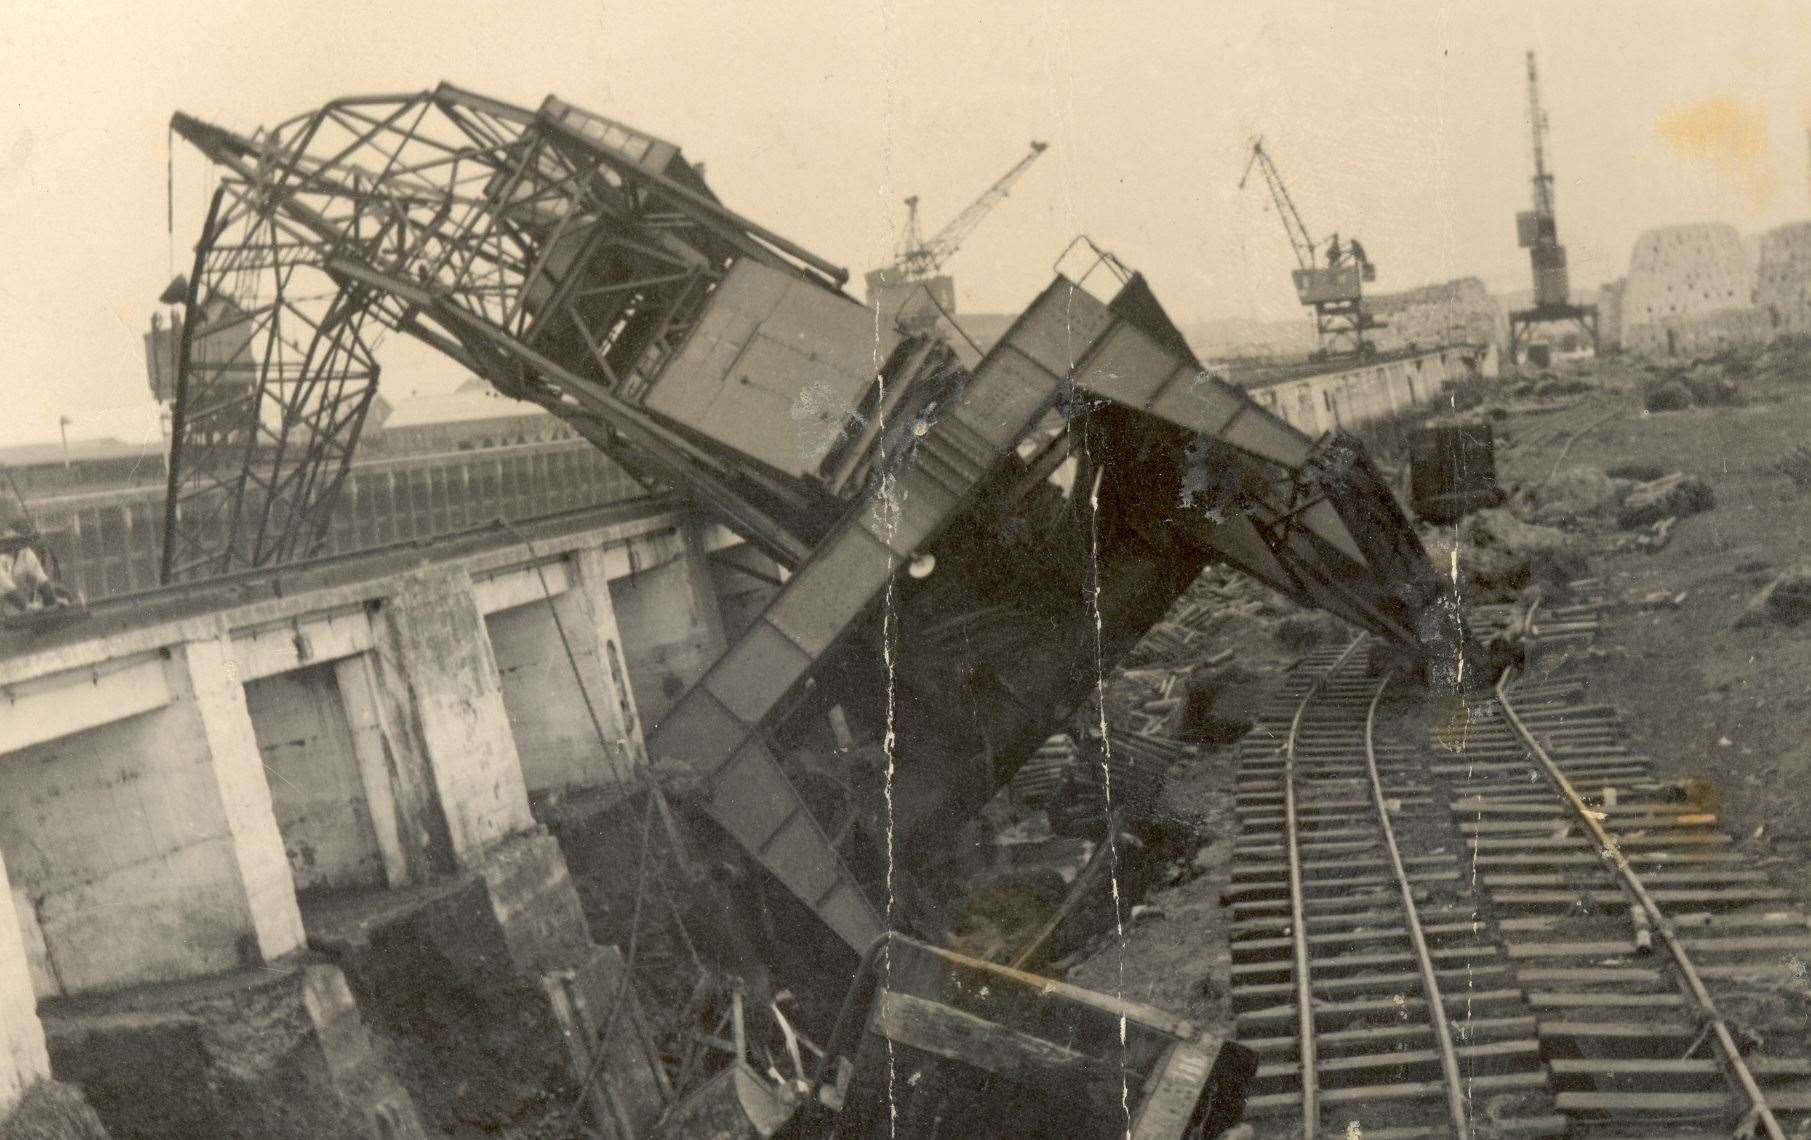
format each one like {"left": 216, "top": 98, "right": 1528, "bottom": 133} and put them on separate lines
{"left": 864, "top": 140, "right": 1048, "bottom": 332}
{"left": 160, "top": 91, "right": 1467, "bottom": 1128}
{"left": 1239, "top": 137, "right": 1379, "bottom": 358}
{"left": 1507, "top": 51, "right": 1598, "bottom": 362}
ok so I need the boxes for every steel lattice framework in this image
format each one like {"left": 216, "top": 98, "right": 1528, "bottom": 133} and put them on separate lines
{"left": 165, "top": 84, "right": 848, "bottom": 581}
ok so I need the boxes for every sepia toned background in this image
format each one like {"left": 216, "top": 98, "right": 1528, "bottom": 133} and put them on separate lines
{"left": 2, "top": 1, "right": 1810, "bottom": 446}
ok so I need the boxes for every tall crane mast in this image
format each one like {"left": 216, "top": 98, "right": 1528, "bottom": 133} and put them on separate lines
{"left": 889, "top": 141, "right": 1048, "bottom": 281}
{"left": 1238, "top": 137, "right": 1377, "bottom": 358}
{"left": 1508, "top": 50, "right": 1598, "bottom": 362}
{"left": 1526, "top": 50, "right": 1555, "bottom": 218}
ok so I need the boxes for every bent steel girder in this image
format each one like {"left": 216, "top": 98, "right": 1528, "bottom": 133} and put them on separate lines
{"left": 161, "top": 182, "right": 383, "bottom": 581}
{"left": 165, "top": 85, "right": 847, "bottom": 580}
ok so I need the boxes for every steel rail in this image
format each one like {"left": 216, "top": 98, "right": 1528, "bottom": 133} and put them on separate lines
{"left": 1363, "top": 669, "right": 1471, "bottom": 1140}
{"left": 1282, "top": 634, "right": 1365, "bottom": 1140}
{"left": 1495, "top": 657, "right": 1786, "bottom": 1140}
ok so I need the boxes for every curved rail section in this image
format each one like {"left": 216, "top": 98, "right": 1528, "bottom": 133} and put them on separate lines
{"left": 1228, "top": 592, "right": 1810, "bottom": 1137}
{"left": 1232, "top": 638, "right": 1557, "bottom": 1138}
{"left": 1468, "top": 608, "right": 1811, "bottom": 1135}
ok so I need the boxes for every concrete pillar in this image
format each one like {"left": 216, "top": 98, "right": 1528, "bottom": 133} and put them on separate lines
{"left": 180, "top": 635, "right": 313, "bottom": 967}
{"left": 608, "top": 522, "right": 729, "bottom": 725}
{"left": 365, "top": 566, "right": 535, "bottom": 871}
{"left": 0, "top": 850, "right": 49, "bottom": 1114}
{"left": 332, "top": 655, "right": 412, "bottom": 888}
{"left": 0, "top": 635, "right": 306, "bottom": 996}
{"left": 568, "top": 545, "right": 646, "bottom": 771}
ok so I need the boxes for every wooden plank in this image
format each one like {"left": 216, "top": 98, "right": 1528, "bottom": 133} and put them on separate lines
{"left": 1514, "top": 966, "right": 1663, "bottom": 984}
{"left": 1681, "top": 935, "right": 1811, "bottom": 953}
{"left": 1538, "top": 1020, "right": 1692, "bottom": 1041}
{"left": 1236, "top": 989, "right": 1523, "bottom": 1027}
{"left": 1255, "top": 1038, "right": 1540, "bottom": 1079}
{"left": 872, "top": 991, "right": 1116, "bottom": 1094}
{"left": 1554, "top": 1091, "right": 1728, "bottom": 1112}
{"left": 1246, "top": 1069, "right": 1547, "bottom": 1109}
{"left": 1551, "top": 1056, "right": 1811, "bottom": 1077}
{"left": 1527, "top": 991, "right": 1683, "bottom": 1009}
{"left": 1506, "top": 940, "right": 1634, "bottom": 958}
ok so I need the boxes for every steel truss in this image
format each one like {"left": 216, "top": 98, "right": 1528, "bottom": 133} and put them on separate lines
{"left": 165, "top": 85, "right": 848, "bottom": 580}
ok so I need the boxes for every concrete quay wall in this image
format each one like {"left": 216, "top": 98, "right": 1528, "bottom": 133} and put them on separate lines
{"left": 0, "top": 500, "right": 748, "bottom": 1127}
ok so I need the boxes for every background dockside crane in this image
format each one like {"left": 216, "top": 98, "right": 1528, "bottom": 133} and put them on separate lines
{"left": 864, "top": 140, "right": 1048, "bottom": 332}
{"left": 1239, "top": 137, "right": 1379, "bottom": 358}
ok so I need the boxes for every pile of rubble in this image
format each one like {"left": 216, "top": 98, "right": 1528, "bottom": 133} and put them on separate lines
{"left": 1422, "top": 459, "right": 1717, "bottom": 606}
{"left": 1506, "top": 369, "right": 1594, "bottom": 401}
{"left": 1642, "top": 359, "right": 1742, "bottom": 412}
{"left": 1737, "top": 560, "right": 1811, "bottom": 629}
{"left": 1631, "top": 336, "right": 1811, "bottom": 413}
{"left": 947, "top": 567, "right": 1338, "bottom": 969}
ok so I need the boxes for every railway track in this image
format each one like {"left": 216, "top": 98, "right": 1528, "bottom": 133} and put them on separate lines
{"left": 1228, "top": 595, "right": 1811, "bottom": 1138}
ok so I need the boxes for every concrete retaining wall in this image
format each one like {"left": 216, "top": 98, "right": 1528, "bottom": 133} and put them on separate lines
{"left": 1245, "top": 345, "right": 1479, "bottom": 438}
{"left": 0, "top": 853, "right": 50, "bottom": 1119}
{"left": 0, "top": 639, "right": 305, "bottom": 998}
{"left": 0, "top": 505, "right": 720, "bottom": 1000}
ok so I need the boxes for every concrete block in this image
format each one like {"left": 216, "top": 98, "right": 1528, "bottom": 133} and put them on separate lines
{"left": 0, "top": 853, "right": 49, "bottom": 1116}
{"left": 304, "top": 834, "right": 628, "bottom": 1135}
{"left": 41, "top": 960, "right": 423, "bottom": 1140}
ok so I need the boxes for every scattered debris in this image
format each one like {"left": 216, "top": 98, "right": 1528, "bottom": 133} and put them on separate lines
{"left": 1642, "top": 358, "right": 1744, "bottom": 412}
{"left": 1644, "top": 378, "right": 1695, "bottom": 412}
{"left": 1778, "top": 443, "right": 1811, "bottom": 490}
{"left": 1433, "top": 507, "right": 1588, "bottom": 603}
{"left": 1616, "top": 472, "right": 1715, "bottom": 529}
{"left": 1620, "top": 515, "right": 1678, "bottom": 553}
{"left": 1512, "top": 464, "right": 1625, "bottom": 526}
{"left": 1735, "top": 560, "right": 1811, "bottom": 628}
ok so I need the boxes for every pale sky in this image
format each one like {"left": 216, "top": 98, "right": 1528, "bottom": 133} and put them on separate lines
{"left": 2, "top": 1, "right": 1809, "bottom": 447}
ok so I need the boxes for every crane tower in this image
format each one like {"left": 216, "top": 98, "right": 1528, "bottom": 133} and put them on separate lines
{"left": 1507, "top": 51, "right": 1598, "bottom": 362}
{"left": 865, "top": 141, "right": 1048, "bottom": 332}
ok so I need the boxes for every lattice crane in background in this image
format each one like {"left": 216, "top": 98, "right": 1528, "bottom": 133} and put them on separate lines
{"left": 863, "top": 140, "right": 1048, "bottom": 330}
{"left": 1507, "top": 50, "right": 1598, "bottom": 363}
{"left": 1239, "top": 137, "right": 1379, "bottom": 359}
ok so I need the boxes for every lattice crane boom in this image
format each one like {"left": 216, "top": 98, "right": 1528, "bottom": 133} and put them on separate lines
{"left": 1239, "top": 138, "right": 1318, "bottom": 272}
{"left": 891, "top": 140, "right": 1048, "bottom": 280}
